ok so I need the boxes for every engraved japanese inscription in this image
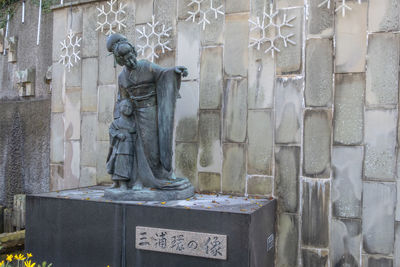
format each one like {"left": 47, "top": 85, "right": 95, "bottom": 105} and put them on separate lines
{"left": 135, "top": 226, "right": 227, "bottom": 260}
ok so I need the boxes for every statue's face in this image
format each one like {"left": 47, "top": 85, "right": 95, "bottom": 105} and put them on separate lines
{"left": 120, "top": 101, "right": 133, "bottom": 116}
{"left": 115, "top": 43, "right": 137, "bottom": 69}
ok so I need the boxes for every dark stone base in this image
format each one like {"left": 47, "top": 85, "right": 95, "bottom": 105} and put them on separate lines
{"left": 26, "top": 186, "right": 276, "bottom": 267}
{"left": 104, "top": 184, "right": 195, "bottom": 201}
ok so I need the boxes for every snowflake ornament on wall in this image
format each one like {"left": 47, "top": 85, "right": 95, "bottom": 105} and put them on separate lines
{"left": 96, "top": 0, "right": 127, "bottom": 35}
{"left": 136, "top": 15, "right": 172, "bottom": 62}
{"left": 185, "top": 0, "right": 224, "bottom": 30}
{"left": 59, "top": 29, "right": 82, "bottom": 72}
{"left": 318, "top": 0, "right": 362, "bottom": 17}
{"left": 248, "top": 4, "right": 296, "bottom": 57}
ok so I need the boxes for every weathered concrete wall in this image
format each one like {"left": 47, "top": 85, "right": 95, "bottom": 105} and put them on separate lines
{"left": 0, "top": 0, "right": 52, "bottom": 208}
{"left": 49, "top": 0, "right": 400, "bottom": 266}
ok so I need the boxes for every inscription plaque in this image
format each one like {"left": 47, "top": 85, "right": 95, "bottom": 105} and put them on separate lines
{"left": 135, "top": 226, "right": 227, "bottom": 260}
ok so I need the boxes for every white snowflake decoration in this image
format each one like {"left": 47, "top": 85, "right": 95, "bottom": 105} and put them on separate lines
{"left": 186, "top": 0, "right": 224, "bottom": 30}
{"left": 136, "top": 15, "right": 172, "bottom": 62}
{"left": 59, "top": 29, "right": 81, "bottom": 72}
{"left": 248, "top": 4, "right": 296, "bottom": 57}
{"left": 318, "top": 0, "right": 362, "bottom": 17}
{"left": 96, "top": 0, "right": 127, "bottom": 35}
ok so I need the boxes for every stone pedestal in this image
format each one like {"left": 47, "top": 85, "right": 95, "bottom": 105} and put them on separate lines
{"left": 26, "top": 186, "right": 276, "bottom": 267}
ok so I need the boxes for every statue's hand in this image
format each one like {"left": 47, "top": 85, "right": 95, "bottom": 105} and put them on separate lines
{"left": 175, "top": 66, "right": 188, "bottom": 78}
{"left": 117, "top": 133, "right": 126, "bottom": 141}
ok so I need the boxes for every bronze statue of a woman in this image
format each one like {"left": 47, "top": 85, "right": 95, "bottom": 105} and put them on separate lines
{"left": 104, "top": 33, "right": 194, "bottom": 201}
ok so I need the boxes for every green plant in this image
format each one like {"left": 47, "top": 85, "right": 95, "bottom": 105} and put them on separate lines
{"left": 0, "top": 0, "right": 18, "bottom": 28}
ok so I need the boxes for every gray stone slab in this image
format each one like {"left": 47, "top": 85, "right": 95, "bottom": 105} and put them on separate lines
{"left": 225, "top": 0, "right": 249, "bottom": 13}
{"left": 334, "top": 73, "right": 364, "bottom": 145}
{"left": 79, "top": 166, "right": 96, "bottom": 187}
{"left": 303, "top": 110, "right": 331, "bottom": 178}
{"left": 198, "top": 172, "right": 221, "bottom": 193}
{"left": 250, "top": 0, "right": 269, "bottom": 19}
{"left": 175, "top": 142, "right": 199, "bottom": 188}
{"left": 276, "top": 0, "right": 303, "bottom": 8}
{"left": 198, "top": 111, "right": 222, "bottom": 173}
{"left": 307, "top": 0, "right": 335, "bottom": 38}
{"left": 50, "top": 164, "right": 64, "bottom": 191}
{"left": 50, "top": 112, "right": 64, "bottom": 164}
{"left": 363, "top": 256, "right": 394, "bottom": 267}
{"left": 96, "top": 140, "right": 111, "bottom": 184}
{"left": 98, "top": 33, "right": 116, "bottom": 85}
{"left": 276, "top": 8, "right": 303, "bottom": 75}
{"left": 135, "top": 0, "right": 153, "bottom": 24}
{"left": 366, "top": 33, "right": 399, "bottom": 108}
{"left": 177, "top": 21, "right": 200, "bottom": 81}
{"left": 302, "top": 249, "right": 328, "bottom": 267}
{"left": 63, "top": 140, "right": 80, "bottom": 189}
{"left": 82, "top": 57, "right": 98, "bottom": 112}
{"left": 175, "top": 81, "right": 199, "bottom": 142}
{"left": 364, "top": 109, "right": 397, "bottom": 181}
{"left": 246, "top": 176, "right": 273, "bottom": 196}
{"left": 247, "top": 110, "right": 273, "bottom": 175}
{"left": 200, "top": 47, "right": 223, "bottom": 109}
{"left": 335, "top": 1, "right": 367, "bottom": 73}
{"left": 276, "top": 213, "right": 298, "bottom": 267}
{"left": 122, "top": 1, "right": 136, "bottom": 44}
{"left": 97, "top": 85, "right": 116, "bottom": 141}
{"left": 222, "top": 143, "right": 246, "bottom": 194}
{"left": 224, "top": 14, "right": 249, "bottom": 77}
{"left": 81, "top": 112, "right": 97, "bottom": 167}
{"left": 67, "top": 5, "right": 82, "bottom": 34}
{"left": 223, "top": 78, "right": 247, "bottom": 143}
{"left": 397, "top": 181, "right": 400, "bottom": 221}
{"left": 248, "top": 48, "right": 274, "bottom": 109}
{"left": 82, "top": 4, "right": 98, "bottom": 58}
{"left": 305, "top": 39, "right": 333, "bottom": 107}
{"left": 64, "top": 88, "right": 81, "bottom": 140}
{"left": 51, "top": 63, "right": 65, "bottom": 113}
{"left": 395, "top": 223, "right": 400, "bottom": 267}
{"left": 52, "top": 9, "right": 68, "bottom": 62}
{"left": 331, "top": 218, "right": 361, "bottom": 267}
{"left": 154, "top": 0, "right": 177, "bottom": 49}
{"left": 332, "top": 146, "right": 363, "bottom": 218}
{"left": 275, "top": 77, "right": 302, "bottom": 144}
{"left": 200, "top": 0, "right": 224, "bottom": 45}
{"left": 275, "top": 146, "right": 300, "bottom": 213}
{"left": 302, "top": 179, "right": 330, "bottom": 247}
{"left": 363, "top": 182, "right": 396, "bottom": 255}
{"left": 368, "top": 0, "right": 400, "bottom": 32}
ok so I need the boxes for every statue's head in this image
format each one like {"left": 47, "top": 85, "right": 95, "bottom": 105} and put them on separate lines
{"left": 119, "top": 99, "right": 133, "bottom": 116}
{"left": 107, "top": 33, "right": 138, "bottom": 70}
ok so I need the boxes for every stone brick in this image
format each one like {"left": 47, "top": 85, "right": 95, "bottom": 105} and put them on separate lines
{"left": 198, "top": 172, "right": 221, "bottom": 193}
{"left": 302, "top": 179, "right": 330, "bottom": 247}
{"left": 51, "top": 62, "right": 65, "bottom": 113}
{"left": 247, "top": 110, "right": 273, "bottom": 175}
{"left": 82, "top": 58, "right": 98, "bottom": 112}
{"left": 334, "top": 73, "right": 364, "bottom": 145}
{"left": 222, "top": 143, "right": 246, "bottom": 194}
{"left": 335, "top": 1, "right": 367, "bottom": 73}
{"left": 223, "top": 78, "right": 247, "bottom": 143}
{"left": 224, "top": 14, "right": 249, "bottom": 77}
{"left": 121, "top": 1, "right": 136, "bottom": 43}
{"left": 67, "top": 6, "right": 82, "bottom": 34}
{"left": 303, "top": 110, "right": 331, "bottom": 178}
{"left": 275, "top": 77, "right": 302, "bottom": 144}
{"left": 276, "top": 0, "right": 303, "bottom": 8}
{"left": 80, "top": 166, "right": 96, "bottom": 187}
{"left": 276, "top": 8, "right": 303, "bottom": 75}
{"left": 395, "top": 223, "right": 400, "bottom": 267}
{"left": 364, "top": 109, "right": 397, "bottom": 181}
{"left": 368, "top": 0, "right": 400, "bottom": 32}
{"left": 332, "top": 146, "right": 363, "bottom": 218}
{"left": 64, "top": 140, "right": 80, "bottom": 189}
{"left": 52, "top": 9, "right": 68, "bottom": 62}
{"left": 177, "top": 21, "right": 200, "bottom": 81}
{"left": 366, "top": 33, "right": 399, "bottom": 108}
{"left": 178, "top": 0, "right": 195, "bottom": 20}
{"left": 199, "top": 47, "right": 223, "bottom": 109}
{"left": 275, "top": 146, "right": 300, "bottom": 213}
{"left": 50, "top": 164, "right": 64, "bottom": 191}
{"left": 175, "top": 81, "right": 199, "bottom": 142}
{"left": 363, "top": 182, "right": 396, "bottom": 255}
{"left": 135, "top": 0, "right": 153, "bottom": 24}
{"left": 154, "top": 0, "right": 177, "bottom": 49}
{"left": 397, "top": 181, "right": 400, "bottom": 221}
{"left": 305, "top": 39, "right": 333, "bottom": 107}
{"left": 225, "top": 0, "right": 249, "bottom": 13}
{"left": 50, "top": 112, "right": 64, "bottom": 163}
{"left": 81, "top": 112, "right": 97, "bottom": 167}
{"left": 64, "top": 88, "right": 81, "bottom": 141}
{"left": 98, "top": 33, "right": 116, "bottom": 85}
{"left": 96, "top": 141, "right": 111, "bottom": 184}
{"left": 200, "top": 0, "right": 224, "bottom": 45}
{"left": 302, "top": 249, "right": 328, "bottom": 267}
{"left": 331, "top": 218, "right": 361, "bottom": 267}
{"left": 198, "top": 111, "right": 222, "bottom": 173}
{"left": 175, "top": 142, "right": 198, "bottom": 188}
{"left": 97, "top": 85, "right": 116, "bottom": 141}
{"left": 307, "top": 0, "right": 334, "bottom": 38}
{"left": 363, "top": 256, "right": 394, "bottom": 267}
{"left": 250, "top": 0, "right": 268, "bottom": 18}
{"left": 276, "top": 213, "right": 298, "bottom": 267}
{"left": 248, "top": 48, "right": 274, "bottom": 109}
{"left": 82, "top": 4, "right": 98, "bottom": 58}
{"left": 247, "top": 176, "right": 273, "bottom": 196}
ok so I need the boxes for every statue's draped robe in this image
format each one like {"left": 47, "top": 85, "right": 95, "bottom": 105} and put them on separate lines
{"left": 117, "top": 60, "right": 189, "bottom": 190}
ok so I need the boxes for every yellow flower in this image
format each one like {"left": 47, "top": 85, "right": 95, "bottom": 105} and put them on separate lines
{"left": 6, "top": 255, "right": 13, "bottom": 262}
{"left": 0, "top": 260, "right": 4, "bottom": 267}
{"left": 27, "top": 253, "right": 33, "bottom": 258}
{"left": 24, "top": 260, "right": 36, "bottom": 267}
{"left": 15, "top": 253, "right": 26, "bottom": 261}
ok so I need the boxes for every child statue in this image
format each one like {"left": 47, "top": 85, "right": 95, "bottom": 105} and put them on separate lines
{"left": 106, "top": 99, "right": 137, "bottom": 190}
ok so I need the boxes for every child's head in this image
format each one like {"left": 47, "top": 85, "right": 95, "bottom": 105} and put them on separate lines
{"left": 119, "top": 99, "right": 133, "bottom": 116}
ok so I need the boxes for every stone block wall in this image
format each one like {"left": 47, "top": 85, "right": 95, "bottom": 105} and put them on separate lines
{"left": 50, "top": 0, "right": 400, "bottom": 265}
